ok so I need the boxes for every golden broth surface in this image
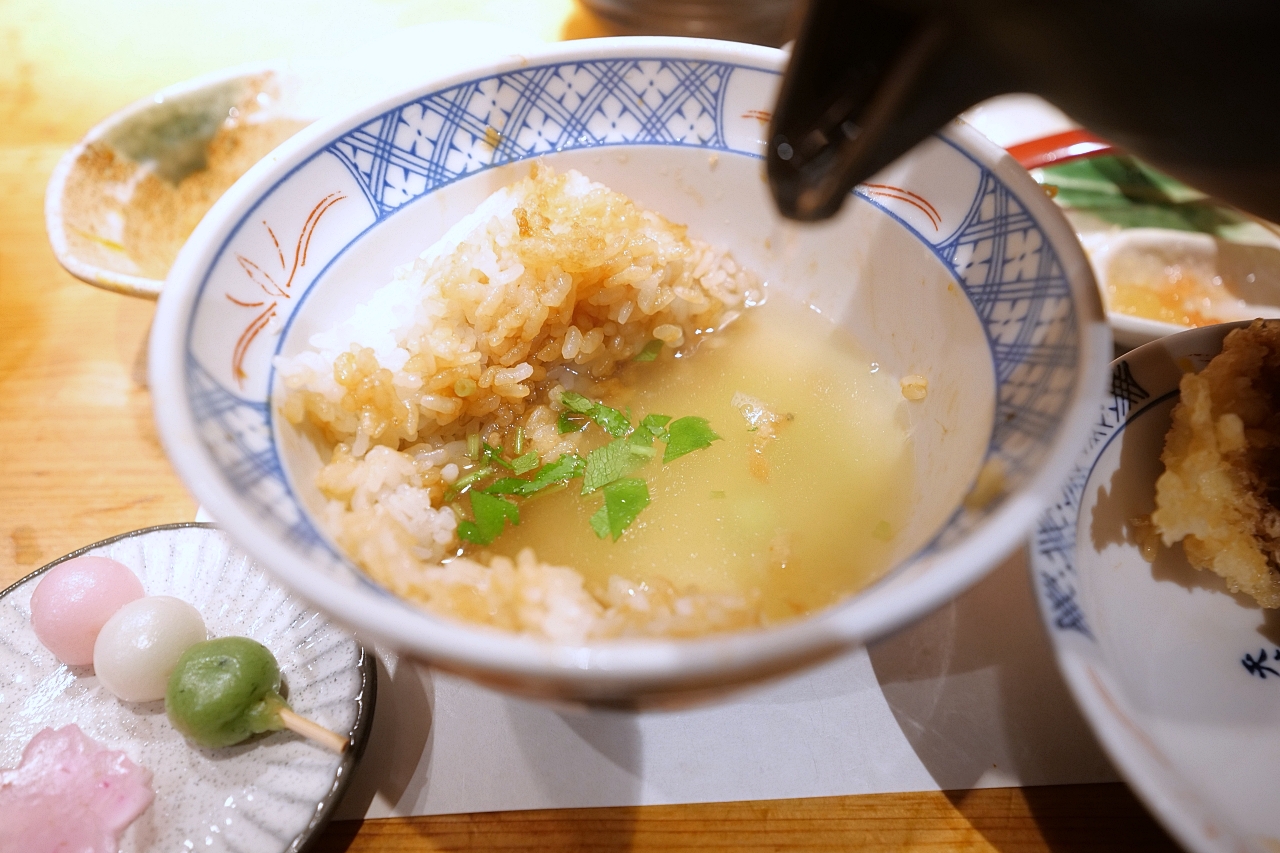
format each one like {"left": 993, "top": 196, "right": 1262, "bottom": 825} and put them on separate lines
{"left": 488, "top": 295, "right": 915, "bottom": 622}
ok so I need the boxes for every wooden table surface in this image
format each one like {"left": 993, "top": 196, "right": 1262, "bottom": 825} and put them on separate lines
{"left": 0, "top": 1, "right": 1183, "bottom": 850}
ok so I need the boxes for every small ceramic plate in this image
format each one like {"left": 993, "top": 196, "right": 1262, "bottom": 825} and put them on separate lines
{"left": 0, "top": 523, "right": 375, "bottom": 853}
{"left": 1030, "top": 321, "right": 1280, "bottom": 853}
{"left": 962, "top": 95, "right": 1280, "bottom": 351}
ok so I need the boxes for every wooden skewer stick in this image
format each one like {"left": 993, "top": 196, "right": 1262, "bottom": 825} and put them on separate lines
{"left": 278, "top": 707, "right": 348, "bottom": 754}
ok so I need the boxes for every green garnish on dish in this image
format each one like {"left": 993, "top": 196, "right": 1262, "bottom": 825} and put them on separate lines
{"left": 457, "top": 491, "right": 520, "bottom": 545}
{"left": 590, "top": 478, "right": 651, "bottom": 540}
{"left": 449, "top": 394, "right": 718, "bottom": 544}
{"left": 633, "top": 339, "right": 664, "bottom": 362}
{"left": 662, "top": 416, "right": 722, "bottom": 462}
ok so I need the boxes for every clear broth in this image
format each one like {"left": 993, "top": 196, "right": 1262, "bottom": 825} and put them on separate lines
{"left": 490, "top": 295, "right": 915, "bottom": 623}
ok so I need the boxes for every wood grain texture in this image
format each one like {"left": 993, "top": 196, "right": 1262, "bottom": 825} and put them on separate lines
{"left": 0, "top": 144, "right": 197, "bottom": 588}
{"left": 310, "top": 785, "right": 1182, "bottom": 852}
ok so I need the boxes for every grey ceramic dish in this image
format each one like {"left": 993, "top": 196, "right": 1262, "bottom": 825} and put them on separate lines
{"left": 0, "top": 522, "right": 375, "bottom": 853}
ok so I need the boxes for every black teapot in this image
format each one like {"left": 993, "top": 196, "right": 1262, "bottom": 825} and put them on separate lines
{"left": 767, "top": 0, "right": 1280, "bottom": 222}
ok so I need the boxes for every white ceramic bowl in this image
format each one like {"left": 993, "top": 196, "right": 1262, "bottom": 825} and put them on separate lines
{"left": 1031, "top": 321, "right": 1280, "bottom": 853}
{"left": 150, "top": 37, "right": 1110, "bottom": 702}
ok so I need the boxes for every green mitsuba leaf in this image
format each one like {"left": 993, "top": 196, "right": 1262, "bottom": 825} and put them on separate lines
{"left": 444, "top": 464, "right": 492, "bottom": 500}
{"left": 512, "top": 450, "right": 540, "bottom": 475}
{"left": 482, "top": 441, "right": 515, "bottom": 471}
{"left": 482, "top": 454, "right": 586, "bottom": 497}
{"left": 457, "top": 491, "right": 519, "bottom": 545}
{"left": 558, "top": 412, "right": 589, "bottom": 434}
{"left": 633, "top": 339, "right": 664, "bottom": 362}
{"left": 528, "top": 454, "right": 585, "bottom": 490}
{"left": 590, "top": 478, "right": 651, "bottom": 540}
{"left": 559, "top": 391, "right": 631, "bottom": 438}
{"left": 582, "top": 440, "right": 652, "bottom": 493}
{"left": 558, "top": 390, "right": 596, "bottom": 414}
{"left": 631, "top": 413, "right": 671, "bottom": 446}
{"left": 662, "top": 416, "right": 722, "bottom": 463}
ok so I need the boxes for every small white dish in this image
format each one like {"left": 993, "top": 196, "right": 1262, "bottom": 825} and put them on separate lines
{"left": 962, "top": 96, "right": 1280, "bottom": 350}
{"left": 1031, "top": 321, "right": 1280, "bottom": 853}
{"left": 1087, "top": 228, "right": 1280, "bottom": 349}
{"left": 0, "top": 523, "right": 375, "bottom": 853}
{"left": 44, "top": 22, "right": 540, "bottom": 299}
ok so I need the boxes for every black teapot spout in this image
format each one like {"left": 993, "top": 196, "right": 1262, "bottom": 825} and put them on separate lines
{"left": 768, "top": 0, "right": 1280, "bottom": 223}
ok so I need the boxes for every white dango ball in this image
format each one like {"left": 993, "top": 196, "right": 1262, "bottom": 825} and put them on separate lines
{"left": 94, "top": 596, "right": 207, "bottom": 702}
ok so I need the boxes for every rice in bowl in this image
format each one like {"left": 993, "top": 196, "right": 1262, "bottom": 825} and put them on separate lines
{"left": 276, "top": 164, "right": 770, "bottom": 642}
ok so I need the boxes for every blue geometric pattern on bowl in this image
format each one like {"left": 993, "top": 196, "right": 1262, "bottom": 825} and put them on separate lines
{"left": 329, "top": 59, "right": 732, "bottom": 219}
{"left": 185, "top": 55, "right": 1084, "bottom": 590}
{"left": 923, "top": 165, "right": 1077, "bottom": 552}
{"left": 1032, "top": 361, "right": 1154, "bottom": 638}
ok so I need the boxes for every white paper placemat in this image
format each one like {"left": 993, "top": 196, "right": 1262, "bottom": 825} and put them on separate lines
{"left": 325, "top": 547, "right": 1116, "bottom": 819}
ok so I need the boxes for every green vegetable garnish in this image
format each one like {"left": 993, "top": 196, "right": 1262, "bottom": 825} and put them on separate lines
{"left": 633, "top": 339, "right": 664, "bottom": 362}
{"left": 582, "top": 439, "right": 652, "bottom": 493}
{"left": 512, "top": 450, "right": 540, "bottom": 475}
{"left": 444, "top": 464, "right": 493, "bottom": 500}
{"left": 558, "top": 412, "right": 589, "bottom": 434}
{"left": 629, "top": 413, "right": 671, "bottom": 446}
{"left": 560, "top": 391, "right": 631, "bottom": 438}
{"left": 589, "top": 478, "right": 651, "bottom": 540}
{"left": 529, "top": 454, "right": 586, "bottom": 488}
{"left": 449, "top": 393, "right": 721, "bottom": 546}
{"left": 662, "top": 416, "right": 722, "bottom": 463}
{"left": 482, "top": 441, "right": 515, "bottom": 471}
{"left": 558, "top": 390, "right": 596, "bottom": 414}
{"left": 482, "top": 477, "right": 535, "bottom": 496}
{"left": 482, "top": 453, "right": 586, "bottom": 497}
{"left": 457, "top": 491, "right": 520, "bottom": 545}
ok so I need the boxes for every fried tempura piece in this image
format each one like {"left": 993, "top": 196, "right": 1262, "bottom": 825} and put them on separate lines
{"left": 1153, "top": 319, "right": 1280, "bottom": 607}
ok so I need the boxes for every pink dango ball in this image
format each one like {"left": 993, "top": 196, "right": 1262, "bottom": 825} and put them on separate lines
{"left": 29, "top": 557, "right": 145, "bottom": 666}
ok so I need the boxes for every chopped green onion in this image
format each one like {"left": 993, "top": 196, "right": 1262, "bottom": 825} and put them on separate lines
{"left": 514, "top": 427, "right": 525, "bottom": 455}
{"left": 662, "top": 416, "right": 722, "bottom": 463}
{"left": 633, "top": 339, "right": 664, "bottom": 362}
{"left": 454, "top": 377, "right": 477, "bottom": 397}
{"left": 466, "top": 432, "right": 481, "bottom": 461}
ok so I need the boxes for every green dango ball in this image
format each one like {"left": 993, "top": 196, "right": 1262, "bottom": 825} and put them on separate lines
{"left": 165, "top": 636, "right": 286, "bottom": 748}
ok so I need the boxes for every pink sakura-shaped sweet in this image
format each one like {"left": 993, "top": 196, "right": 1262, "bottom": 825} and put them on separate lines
{"left": 0, "top": 724, "right": 154, "bottom": 853}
